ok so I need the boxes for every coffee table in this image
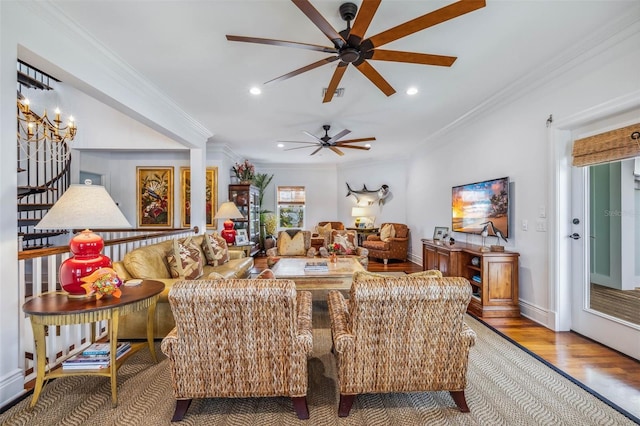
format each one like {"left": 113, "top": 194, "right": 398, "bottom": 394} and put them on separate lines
{"left": 270, "top": 257, "right": 364, "bottom": 291}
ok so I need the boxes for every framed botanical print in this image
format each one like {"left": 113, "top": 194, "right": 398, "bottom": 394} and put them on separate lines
{"left": 137, "top": 166, "right": 173, "bottom": 227}
{"left": 180, "top": 167, "right": 218, "bottom": 228}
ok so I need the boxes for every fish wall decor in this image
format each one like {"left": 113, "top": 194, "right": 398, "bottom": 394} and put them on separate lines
{"left": 346, "top": 183, "right": 390, "bottom": 205}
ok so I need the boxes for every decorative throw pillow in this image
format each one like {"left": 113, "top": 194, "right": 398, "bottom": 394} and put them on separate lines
{"left": 379, "top": 223, "right": 396, "bottom": 241}
{"left": 202, "top": 232, "right": 229, "bottom": 266}
{"left": 278, "top": 231, "right": 306, "bottom": 256}
{"left": 332, "top": 232, "right": 356, "bottom": 254}
{"left": 315, "top": 222, "right": 332, "bottom": 235}
{"left": 166, "top": 237, "right": 204, "bottom": 280}
{"left": 255, "top": 269, "right": 275, "bottom": 279}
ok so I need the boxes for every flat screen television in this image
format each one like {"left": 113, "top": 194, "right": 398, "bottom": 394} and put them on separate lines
{"left": 451, "top": 176, "right": 509, "bottom": 238}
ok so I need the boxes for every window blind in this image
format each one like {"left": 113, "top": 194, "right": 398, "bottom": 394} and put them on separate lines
{"left": 572, "top": 122, "right": 640, "bottom": 167}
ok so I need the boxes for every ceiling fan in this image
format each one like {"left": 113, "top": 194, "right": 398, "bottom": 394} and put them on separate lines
{"left": 226, "top": 0, "right": 486, "bottom": 103}
{"left": 280, "top": 125, "right": 375, "bottom": 156}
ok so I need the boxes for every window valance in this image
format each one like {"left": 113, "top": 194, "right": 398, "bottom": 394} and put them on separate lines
{"left": 572, "top": 122, "right": 640, "bottom": 167}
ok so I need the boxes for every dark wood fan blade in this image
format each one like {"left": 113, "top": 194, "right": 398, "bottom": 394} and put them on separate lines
{"left": 336, "top": 144, "right": 370, "bottom": 150}
{"left": 329, "top": 146, "right": 345, "bottom": 156}
{"left": 265, "top": 56, "right": 339, "bottom": 84}
{"left": 323, "top": 63, "right": 348, "bottom": 103}
{"left": 310, "top": 146, "right": 323, "bottom": 156}
{"left": 367, "top": 0, "right": 486, "bottom": 48}
{"left": 348, "top": 0, "right": 381, "bottom": 46}
{"left": 336, "top": 137, "right": 376, "bottom": 144}
{"left": 328, "top": 129, "right": 351, "bottom": 143}
{"left": 292, "top": 0, "right": 346, "bottom": 48}
{"left": 370, "top": 49, "right": 457, "bottom": 66}
{"left": 284, "top": 145, "right": 320, "bottom": 151}
{"left": 354, "top": 60, "right": 396, "bottom": 97}
{"left": 226, "top": 35, "right": 337, "bottom": 54}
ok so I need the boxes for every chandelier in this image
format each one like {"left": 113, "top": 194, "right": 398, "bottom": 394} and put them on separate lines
{"left": 17, "top": 98, "right": 77, "bottom": 163}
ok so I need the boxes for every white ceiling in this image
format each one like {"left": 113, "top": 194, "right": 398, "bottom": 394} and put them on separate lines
{"left": 50, "top": 0, "right": 636, "bottom": 164}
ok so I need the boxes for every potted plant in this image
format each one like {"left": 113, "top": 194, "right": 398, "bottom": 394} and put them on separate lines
{"left": 252, "top": 172, "right": 274, "bottom": 250}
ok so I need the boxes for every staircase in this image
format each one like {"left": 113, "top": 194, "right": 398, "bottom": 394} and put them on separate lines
{"left": 17, "top": 60, "right": 71, "bottom": 250}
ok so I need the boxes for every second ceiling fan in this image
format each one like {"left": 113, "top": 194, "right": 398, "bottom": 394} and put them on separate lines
{"left": 227, "top": 0, "right": 486, "bottom": 103}
{"left": 280, "top": 125, "right": 375, "bottom": 156}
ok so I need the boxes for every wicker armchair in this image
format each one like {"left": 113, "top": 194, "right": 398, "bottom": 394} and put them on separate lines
{"left": 361, "top": 223, "right": 409, "bottom": 264}
{"left": 161, "top": 279, "right": 313, "bottom": 421}
{"left": 327, "top": 272, "right": 477, "bottom": 417}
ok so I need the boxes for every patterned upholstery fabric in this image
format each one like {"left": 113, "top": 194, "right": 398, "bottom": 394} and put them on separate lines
{"left": 161, "top": 279, "right": 313, "bottom": 421}
{"left": 166, "top": 237, "right": 204, "bottom": 280}
{"left": 266, "top": 230, "right": 315, "bottom": 258}
{"left": 201, "top": 232, "right": 229, "bottom": 266}
{"left": 361, "top": 223, "right": 410, "bottom": 264}
{"left": 327, "top": 274, "right": 476, "bottom": 417}
{"left": 311, "top": 221, "right": 345, "bottom": 249}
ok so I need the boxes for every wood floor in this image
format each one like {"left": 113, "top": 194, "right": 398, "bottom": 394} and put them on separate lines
{"left": 255, "top": 256, "right": 640, "bottom": 419}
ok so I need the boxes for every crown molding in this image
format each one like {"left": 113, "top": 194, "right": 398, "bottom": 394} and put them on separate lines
{"left": 417, "top": 8, "right": 640, "bottom": 150}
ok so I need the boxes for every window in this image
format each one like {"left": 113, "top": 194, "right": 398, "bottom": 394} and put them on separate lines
{"left": 277, "top": 186, "right": 305, "bottom": 229}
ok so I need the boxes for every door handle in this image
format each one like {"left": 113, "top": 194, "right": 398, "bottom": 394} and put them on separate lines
{"left": 569, "top": 233, "right": 581, "bottom": 240}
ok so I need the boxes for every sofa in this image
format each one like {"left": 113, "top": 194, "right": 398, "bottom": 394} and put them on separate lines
{"left": 112, "top": 234, "right": 254, "bottom": 339}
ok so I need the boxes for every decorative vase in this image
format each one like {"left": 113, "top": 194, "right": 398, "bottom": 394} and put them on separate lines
{"left": 240, "top": 180, "right": 252, "bottom": 185}
{"left": 330, "top": 253, "right": 338, "bottom": 263}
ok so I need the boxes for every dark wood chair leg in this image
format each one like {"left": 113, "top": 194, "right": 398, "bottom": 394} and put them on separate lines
{"left": 291, "top": 396, "right": 310, "bottom": 420}
{"left": 171, "top": 399, "right": 192, "bottom": 422}
{"left": 450, "top": 390, "right": 470, "bottom": 412}
{"left": 338, "top": 394, "right": 356, "bottom": 417}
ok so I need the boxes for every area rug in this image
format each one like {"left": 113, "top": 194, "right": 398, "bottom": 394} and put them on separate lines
{"left": 1, "top": 316, "right": 636, "bottom": 425}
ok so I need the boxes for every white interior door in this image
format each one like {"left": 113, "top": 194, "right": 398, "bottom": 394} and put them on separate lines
{"left": 570, "top": 162, "right": 640, "bottom": 359}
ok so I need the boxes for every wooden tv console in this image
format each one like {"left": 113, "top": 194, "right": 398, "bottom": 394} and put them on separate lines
{"left": 421, "top": 239, "right": 520, "bottom": 318}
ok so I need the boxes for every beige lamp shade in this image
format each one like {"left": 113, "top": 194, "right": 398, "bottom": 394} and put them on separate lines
{"left": 214, "top": 201, "right": 244, "bottom": 220}
{"left": 34, "top": 182, "right": 131, "bottom": 230}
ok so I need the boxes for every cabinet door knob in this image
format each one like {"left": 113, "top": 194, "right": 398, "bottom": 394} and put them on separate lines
{"left": 568, "top": 233, "right": 581, "bottom": 240}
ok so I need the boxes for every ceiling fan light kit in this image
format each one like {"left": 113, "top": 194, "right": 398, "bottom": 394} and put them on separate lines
{"left": 226, "top": 0, "right": 486, "bottom": 103}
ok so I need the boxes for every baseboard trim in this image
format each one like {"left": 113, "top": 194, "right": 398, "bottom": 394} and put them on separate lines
{"left": 0, "top": 369, "right": 27, "bottom": 411}
{"left": 519, "top": 300, "right": 553, "bottom": 328}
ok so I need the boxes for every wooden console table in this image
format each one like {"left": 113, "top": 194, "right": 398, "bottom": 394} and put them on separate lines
{"left": 22, "top": 280, "right": 164, "bottom": 408}
{"left": 422, "top": 239, "right": 520, "bottom": 318}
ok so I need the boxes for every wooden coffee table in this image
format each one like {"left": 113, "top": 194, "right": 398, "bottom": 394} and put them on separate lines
{"left": 270, "top": 257, "right": 364, "bottom": 291}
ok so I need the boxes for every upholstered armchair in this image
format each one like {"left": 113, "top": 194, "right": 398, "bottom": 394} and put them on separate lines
{"left": 310, "top": 221, "right": 345, "bottom": 250}
{"left": 161, "top": 279, "right": 313, "bottom": 421}
{"left": 361, "top": 223, "right": 409, "bottom": 264}
{"left": 327, "top": 272, "right": 477, "bottom": 417}
{"left": 266, "top": 230, "right": 315, "bottom": 264}
{"left": 318, "top": 229, "right": 369, "bottom": 269}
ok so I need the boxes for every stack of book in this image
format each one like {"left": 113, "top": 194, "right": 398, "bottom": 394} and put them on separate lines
{"left": 62, "top": 342, "right": 131, "bottom": 370}
{"left": 304, "top": 261, "right": 329, "bottom": 272}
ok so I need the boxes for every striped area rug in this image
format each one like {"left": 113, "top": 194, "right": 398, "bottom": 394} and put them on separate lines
{"left": 1, "top": 317, "right": 637, "bottom": 425}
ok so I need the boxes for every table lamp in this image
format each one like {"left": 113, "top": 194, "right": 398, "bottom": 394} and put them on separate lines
{"left": 34, "top": 181, "right": 132, "bottom": 297}
{"left": 214, "top": 201, "right": 244, "bottom": 244}
{"left": 351, "top": 206, "right": 374, "bottom": 228}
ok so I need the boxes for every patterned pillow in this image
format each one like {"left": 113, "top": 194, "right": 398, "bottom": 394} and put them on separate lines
{"left": 315, "top": 222, "right": 332, "bottom": 235}
{"left": 278, "top": 231, "right": 306, "bottom": 256}
{"left": 166, "top": 237, "right": 204, "bottom": 280}
{"left": 379, "top": 223, "right": 396, "bottom": 241}
{"left": 331, "top": 231, "right": 356, "bottom": 254}
{"left": 202, "top": 232, "right": 229, "bottom": 266}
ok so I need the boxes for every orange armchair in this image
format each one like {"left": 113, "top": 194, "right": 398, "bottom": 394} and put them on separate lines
{"left": 361, "top": 223, "right": 409, "bottom": 264}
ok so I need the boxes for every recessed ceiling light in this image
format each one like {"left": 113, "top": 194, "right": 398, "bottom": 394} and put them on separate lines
{"left": 277, "top": 143, "right": 284, "bottom": 148}
{"left": 365, "top": 143, "right": 371, "bottom": 148}
{"left": 249, "top": 87, "right": 261, "bottom": 95}
{"left": 406, "top": 87, "right": 418, "bottom": 95}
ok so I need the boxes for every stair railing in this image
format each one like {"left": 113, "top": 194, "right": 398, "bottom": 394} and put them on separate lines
{"left": 17, "top": 227, "right": 197, "bottom": 385}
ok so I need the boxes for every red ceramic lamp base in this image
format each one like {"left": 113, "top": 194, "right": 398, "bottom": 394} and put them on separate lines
{"left": 59, "top": 229, "right": 112, "bottom": 297}
{"left": 220, "top": 220, "right": 237, "bottom": 244}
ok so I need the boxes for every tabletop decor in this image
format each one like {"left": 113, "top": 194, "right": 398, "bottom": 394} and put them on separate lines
{"left": 232, "top": 159, "right": 255, "bottom": 184}
{"left": 80, "top": 267, "right": 122, "bottom": 299}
